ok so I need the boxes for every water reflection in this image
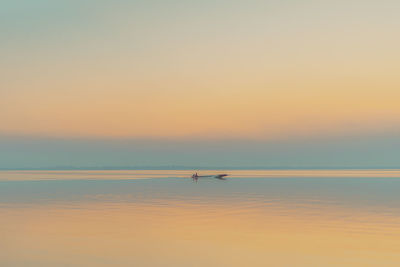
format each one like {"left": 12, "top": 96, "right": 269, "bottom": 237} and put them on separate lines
{"left": 1, "top": 171, "right": 400, "bottom": 266}
{"left": 2, "top": 169, "right": 400, "bottom": 181}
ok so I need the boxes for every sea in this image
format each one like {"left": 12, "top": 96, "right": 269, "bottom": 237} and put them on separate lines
{"left": 1, "top": 170, "right": 400, "bottom": 266}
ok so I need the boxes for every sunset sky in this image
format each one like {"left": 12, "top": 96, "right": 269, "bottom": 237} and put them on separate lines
{"left": 1, "top": 0, "right": 400, "bottom": 168}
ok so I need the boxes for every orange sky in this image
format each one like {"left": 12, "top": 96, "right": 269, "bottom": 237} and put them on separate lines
{"left": 1, "top": 0, "right": 400, "bottom": 140}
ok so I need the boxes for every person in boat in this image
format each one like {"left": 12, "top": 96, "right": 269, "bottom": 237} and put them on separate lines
{"left": 192, "top": 172, "right": 198, "bottom": 182}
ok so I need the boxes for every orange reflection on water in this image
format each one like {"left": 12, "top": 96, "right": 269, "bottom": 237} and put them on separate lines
{"left": 2, "top": 200, "right": 400, "bottom": 267}
{"left": 2, "top": 169, "right": 400, "bottom": 181}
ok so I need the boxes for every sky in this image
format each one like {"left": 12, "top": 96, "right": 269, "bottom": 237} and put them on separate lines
{"left": 1, "top": 0, "right": 400, "bottom": 169}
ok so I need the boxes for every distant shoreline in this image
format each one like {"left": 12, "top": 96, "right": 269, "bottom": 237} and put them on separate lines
{"left": 2, "top": 167, "right": 400, "bottom": 171}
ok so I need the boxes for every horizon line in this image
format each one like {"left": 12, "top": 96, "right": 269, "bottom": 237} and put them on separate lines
{"left": 2, "top": 166, "right": 400, "bottom": 171}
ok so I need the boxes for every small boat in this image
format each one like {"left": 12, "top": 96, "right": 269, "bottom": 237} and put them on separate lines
{"left": 191, "top": 172, "right": 228, "bottom": 181}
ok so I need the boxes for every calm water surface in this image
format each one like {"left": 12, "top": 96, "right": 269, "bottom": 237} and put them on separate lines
{"left": 1, "top": 170, "right": 400, "bottom": 266}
